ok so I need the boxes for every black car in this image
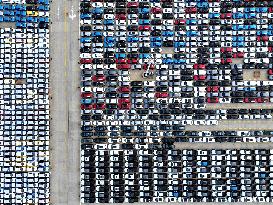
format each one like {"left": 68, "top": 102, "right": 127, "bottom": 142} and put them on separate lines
{"left": 139, "top": 47, "right": 150, "bottom": 53}
{"left": 81, "top": 132, "right": 93, "bottom": 137}
{"left": 151, "top": 19, "right": 161, "bottom": 25}
{"left": 80, "top": 46, "right": 91, "bottom": 53}
{"left": 92, "top": 59, "right": 103, "bottom": 64}
{"left": 81, "top": 126, "right": 93, "bottom": 131}
{"left": 81, "top": 69, "right": 92, "bottom": 77}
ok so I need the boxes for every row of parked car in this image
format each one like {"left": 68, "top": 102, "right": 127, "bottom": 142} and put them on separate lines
{"left": 81, "top": 147, "right": 273, "bottom": 203}
{"left": 0, "top": 172, "right": 49, "bottom": 204}
{"left": 0, "top": 0, "right": 50, "bottom": 203}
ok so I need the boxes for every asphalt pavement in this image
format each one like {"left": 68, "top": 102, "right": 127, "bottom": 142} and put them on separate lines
{"left": 50, "top": 0, "right": 80, "bottom": 204}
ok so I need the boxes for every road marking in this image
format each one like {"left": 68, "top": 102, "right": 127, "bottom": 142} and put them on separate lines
{"left": 57, "top": 6, "right": 60, "bottom": 20}
{"left": 64, "top": 5, "right": 68, "bottom": 67}
{"left": 69, "top": 6, "right": 76, "bottom": 20}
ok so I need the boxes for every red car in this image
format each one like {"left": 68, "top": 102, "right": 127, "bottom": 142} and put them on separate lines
{"left": 193, "top": 75, "right": 206, "bottom": 81}
{"left": 81, "top": 104, "right": 93, "bottom": 110}
{"left": 117, "top": 64, "right": 131, "bottom": 70}
{"left": 127, "top": 59, "right": 138, "bottom": 64}
{"left": 257, "top": 36, "right": 269, "bottom": 41}
{"left": 139, "top": 26, "right": 151, "bottom": 31}
{"left": 233, "top": 52, "right": 244, "bottom": 58}
{"left": 116, "top": 14, "right": 126, "bottom": 20}
{"left": 206, "top": 86, "right": 219, "bottom": 92}
{"left": 93, "top": 103, "right": 106, "bottom": 110}
{"left": 91, "top": 75, "right": 106, "bottom": 82}
{"left": 81, "top": 92, "right": 93, "bottom": 98}
{"left": 268, "top": 69, "right": 273, "bottom": 75}
{"left": 118, "top": 103, "right": 131, "bottom": 109}
{"left": 185, "top": 7, "right": 197, "bottom": 14}
{"left": 174, "top": 19, "right": 186, "bottom": 25}
{"left": 155, "top": 92, "right": 169, "bottom": 98}
{"left": 143, "top": 64, "right": 155, "bottom": 70}
{"left": 118, "top": 86, "right": 130, "bottom": 93}
{"left": 116, "top": 59, "right": 127, "bottom": 64}
{"left": 80, "top": 58, "right": 92, "bottom": 64}
{"left": 256, "top": 97, "right": 269, "bottom": 103}
{"left": 220, "top": 13, "right": 232, "bottom": 19}
{"left": 127, "top": 2, "right": 138, "bottom": 7}
{"left": 269, "top": 7, "right": 273, "bottom": 13}
{"left": 151, "top": 7, "right": 161, "bottom": 14}
{"left": 220, "top": 47, "right": 232, "bottom": 53}
{"left": 118, "top": 98, "right": 130, "bottom": 104}
{"left": 193, "top": 64, "right": 206, "bottom": 69}
{"left": 207, "top": 97, "right": 219, "bottom": 103}
{"left": 243, "top": 98, "right": 255, "bottom": 103}
{"left": 268, "top": 47, "right": 273, "bottom": 52}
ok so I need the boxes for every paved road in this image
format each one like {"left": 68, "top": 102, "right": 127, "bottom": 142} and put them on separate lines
{"left": 185, "top": 119, "right": 273, "bottom": 131}
{"left": 50, "top": 0, "right": 80, "bottom": 204}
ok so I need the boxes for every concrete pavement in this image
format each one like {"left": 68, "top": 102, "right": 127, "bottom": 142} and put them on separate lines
{"left": 50, "top": 0, "right": 80, "bottom": 204}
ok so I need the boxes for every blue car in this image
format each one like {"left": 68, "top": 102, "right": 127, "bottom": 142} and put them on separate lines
{"left": 186, "top": 19, "right": 197, "bottom": 25}
{"left": 139, "top": 8, "right": 149, "bottom": 14}
{"left": 232, "top": 42, "right": 244, "bottom": 47}
{"left": 256, "top": 7, "right": 268, "bottom": 13}
{"left": 127, "top": 36, "right": 139, "bottom": 42}
{"left": 174, "top": 42, "right": 186, "bottom": 47}
{"left": 39, "top": 0, "right": 50, "bottom": 4}
{"left": 104, "top": 37, "right": 115, "bottom": 43}
{"left": 151, "top": 37, "right": 161, "bottom": 42}
{"left": 232, "top": 13, "right": 244, "bottom": 19}
{"left": 174, "top": 59, "right": 186, "bottom": 64}
{"left": 104, "top": 42, "right": 114, "bottom": 48}
{"left": 244, "top": 13, "right": 256, "bottom": 19}
{"left": 208, "top": 13, "right": 220, "bottom": 19}
{"left": 139, "top": 54, "right": 150, "bottom": 59}
{"left": 151, "top": 42, "right": 162, "bottom": 47}
{"left": 80, "top": 14, "right": 91, "bottom": 19}
{"left": 92, "top": 8, "right": 103, "bottom": 14}
{"left": 232, "top": 36, "right": 244, "bottom": 42}
{"left": 197, "top": 2, "right": 208, "bottom": 8}
{"left": 104, "top": 19, "right": 114, "bottom": 25}
{"left": 162, "top": 31, "right": 174, "bottom": 36}
{"left": 245, "top": 24, "right": 256, "bottom": 30}
{"left": 21, "top": 11, "right": 27, "bottom": 16}
{"left": 138, "top": 19, "right": 150, "bottom": 25}
{"left": 186, "top": 31, "right": 198, "bottom": 37}
{"left": 269, "top": 25, "right": 273, "bottom": 30}
{"left": 81, "top": 99, "right": 93, "bottom": 104}
{"left": 257, "top": 30, "right": 268, "bottom": 36}
{"left": 92, "top": 32, "right": 102, "bottom": 37}
{"left": 80, "top": 37, "right": 91, "bottom": 43}
{"left": 115, "top": 53, "right": 126, "bottom": 59}
{"left": 162, "top": 58, "right": 174, "bottom": 64}
{"left": 244, "top": 7, "right": 255, "bottom": 13}
{"left": 232, "top": 25, "right": 244, "bottom": 30}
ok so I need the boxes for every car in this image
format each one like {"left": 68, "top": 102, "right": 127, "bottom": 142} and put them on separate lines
{"left": 91, "top": 75, "right": 106, "bottom": 82}
{"left": 81, "top": 92, "right": 93, "bottom": 98}
{"left": 80, "top": 58, "right": 92, "bottom": 64}
{"left": 155, "top": 92, "right": 169, "bottom": 98}
{"left": 206, "top": 97, "right": 219, "bottom": 103}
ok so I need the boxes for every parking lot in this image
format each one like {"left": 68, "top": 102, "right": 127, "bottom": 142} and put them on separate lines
{"left": 0, "top": 0, "right": 50, "bottom": 204}
{"left": 78, "top": 0, "right": 273, "bottom": 204}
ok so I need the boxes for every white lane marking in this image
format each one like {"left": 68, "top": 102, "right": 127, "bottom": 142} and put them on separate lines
{"left": 57, "top": 6, "right": 60, "bottom": 20}
{"left": 69, "top": 6, "right": 76, "bottom": 20}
